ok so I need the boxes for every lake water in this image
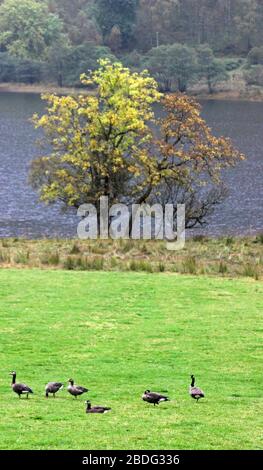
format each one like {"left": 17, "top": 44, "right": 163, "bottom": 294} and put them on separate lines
{"left": 0, "top": 92, "right": 262, "bottom": 238}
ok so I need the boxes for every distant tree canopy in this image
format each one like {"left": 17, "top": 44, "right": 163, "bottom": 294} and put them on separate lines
{"left": 0, "top": 0, "right": 63, "bottom": 60}
{"left": 43, "top": 0, "right": 263, "bottom": 58}
{"left": 46, "top": 42, "right": 116, "bottom": 87}
{"left": 197, "top": 45, "right": 227, "bottom": 94}
{"left": 244, "top": 65, "right": 263, "bottom": 87}
{"left": 0, "top": 52, "right": 43, "bottom": 83}
{"left": 30, "top": 61, "right": 244, "bottom": 229}
{"left": 48, "top": 0, "right": 101, "bottom": 46}
{"left": 144, "top": 44, "right": 198, "bottom": 92}
{"left": 94, "top": 0, "right": 138, "bottom": 50}
{"left": 143, "top": 44, "right": 228, "bottom": 94}
{"left": 135, "top": 0, "right": 263, "bottom": 55}
{"left": 1, "top": 1, "right": 263, "bottom": 56}
{"left": 0, "top": 0, "right": 262, "bottom": 87}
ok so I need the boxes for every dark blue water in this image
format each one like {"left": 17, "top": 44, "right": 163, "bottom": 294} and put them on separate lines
{"left": 0, "top": 92, "right": 262, "bottom": 238}
{"left": 200, "top": 99, "right": 263, "bottom": 236}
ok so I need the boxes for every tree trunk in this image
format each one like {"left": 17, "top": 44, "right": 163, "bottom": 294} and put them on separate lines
{"left": 207, "top": 77, "right": 214, "bottom": 94}
{"left": 57, "top": 64, "right": 63, "bottom": 88}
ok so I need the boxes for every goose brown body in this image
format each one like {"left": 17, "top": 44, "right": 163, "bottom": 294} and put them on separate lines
{"left": 67, "top": 379, "right": 89, "bottom": 398}
{"left": 85, "top": 400, "right": 111, "bottom": 414}
{"left": 45, "top": 382, "right": 63, "bottom": 397}
{"left": 10, "top": 371, "right": 33, "bottom": 398}
{"left": 142, "top": 390, "right": 170, "bottom": 406}
{"left": 189, "top": 375, "right": 205, "bottom": 402}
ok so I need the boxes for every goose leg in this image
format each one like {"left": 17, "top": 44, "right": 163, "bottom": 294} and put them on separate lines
{"left": 27, "top": 394, "right": 29, "bottom": 399}
{"left": 53, "top": 393, "right": 55, "bottom": 398}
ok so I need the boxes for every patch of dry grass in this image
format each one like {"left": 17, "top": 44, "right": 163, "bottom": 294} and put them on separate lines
{"left": 0, "top": 236, "right": 262, "bottom": 280}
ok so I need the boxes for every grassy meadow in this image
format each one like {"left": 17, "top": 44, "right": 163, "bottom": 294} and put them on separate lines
{"left": 0, "top": 269, "right": 262, "bottom": 450}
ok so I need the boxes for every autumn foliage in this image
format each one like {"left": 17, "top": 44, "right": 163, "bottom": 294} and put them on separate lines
{"left": 156, "top": 94, "right": 244, "bottom": 185}
{"left": 30, "top": 60, "right": 244, "bottom": 226}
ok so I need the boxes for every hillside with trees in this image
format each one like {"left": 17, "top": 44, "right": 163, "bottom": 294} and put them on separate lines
{"left": 0, "top": 0, "right": 262, "bottom": 96}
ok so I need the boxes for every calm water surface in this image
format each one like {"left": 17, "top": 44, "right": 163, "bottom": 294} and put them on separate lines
{"left": 0, "top": 92, "right": 262, "bottom": 238}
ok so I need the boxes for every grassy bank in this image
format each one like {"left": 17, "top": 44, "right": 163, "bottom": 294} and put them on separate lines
{"left": 0, "top": 82, "right": 88, "bottom": 96}
{"left": 0, "top": 236, "right": 262, "bottom": 280}
{"left": 1, "top": 81, "right": 263, "bottom": 101}
{"left": 0, "top": 270, "right": 262, "bottom": 450}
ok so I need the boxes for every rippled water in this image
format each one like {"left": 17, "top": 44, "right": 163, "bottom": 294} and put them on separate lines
{"left": 0, "top": 92, "right": 262, "bottom": 238}
{"left": 200, "top": 100, "right": 263, "bottom": 236}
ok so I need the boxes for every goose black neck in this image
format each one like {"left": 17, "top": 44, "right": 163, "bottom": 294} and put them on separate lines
{"left": 191, "top": 376, "right": 195, "bottom": 387}
{"left": 69, "top": 380, "right": 74, "bottom": 386}
{"left": 12, "top": 374, "right": 16, "bottom": 385}
{"left": 86, "top": 402, "right": 91, "bottom": 410}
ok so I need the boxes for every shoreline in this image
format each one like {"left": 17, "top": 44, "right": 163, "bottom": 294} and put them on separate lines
{"left": 1, "top": 82, "right": 263, "bottom": 102}
{"left": 0, "top": 83, "right": 83, "bottom": 96}
{"left": 194, "top": 91, "right": 263, "bottom": 102}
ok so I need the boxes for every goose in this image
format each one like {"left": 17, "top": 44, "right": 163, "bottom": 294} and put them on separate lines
{"left": 67, "top": 378, "right": 89, "bottom": 398}
{"left": 45, "top": 382, "right": 64, "bottom": 398}
{"left": 85, "top": 400, "right": 111, "bottom": 414}
{"left": 189, "top": 375, "right": 205, "bottom": 402}
{"left": 9, "top": 371, "right": 33, "bottom": 398}
{"left": 142, "top": 390, "right": 170, "bottom": 406}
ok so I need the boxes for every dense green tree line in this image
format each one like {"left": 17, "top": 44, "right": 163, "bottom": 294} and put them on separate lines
{"left": 136, "top": 0, "right": 263, "bottom": 55}
{"left": 0, "top": 0, "right": 262, "bottom": 89}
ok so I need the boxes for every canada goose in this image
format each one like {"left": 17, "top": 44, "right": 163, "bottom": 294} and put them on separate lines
{"left": 85, "top": 400, "right": 111, "bottom": 414}
{"left": 9, "top": 371, "right": 33, "bottom": 398}
{"left": 45, "top": 382, "right": 63, "bottom": 398}
{"left": 189, "top": 375, "right": 205, "bottom": 402}
{"left": 67, "top": 379, "right": 89, "bottom": 398}
{"left": 142, "top": 390, "right": 170, "bottom": 406}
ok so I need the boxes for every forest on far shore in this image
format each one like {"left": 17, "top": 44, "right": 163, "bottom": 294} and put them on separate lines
{"left": 0, "top": 0, "right": 263, "bottom": 95}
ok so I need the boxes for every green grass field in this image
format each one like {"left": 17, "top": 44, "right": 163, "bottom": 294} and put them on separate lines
{"left": 0, "top": 269, "right": 262, "bottom": 450}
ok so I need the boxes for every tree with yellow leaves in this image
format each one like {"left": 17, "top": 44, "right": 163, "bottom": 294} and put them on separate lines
{"left": 30, "top": 59, "right": 161, "bottom": 212}
{"left": 30, "top": 60, "right": 244, "bottom": 230}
